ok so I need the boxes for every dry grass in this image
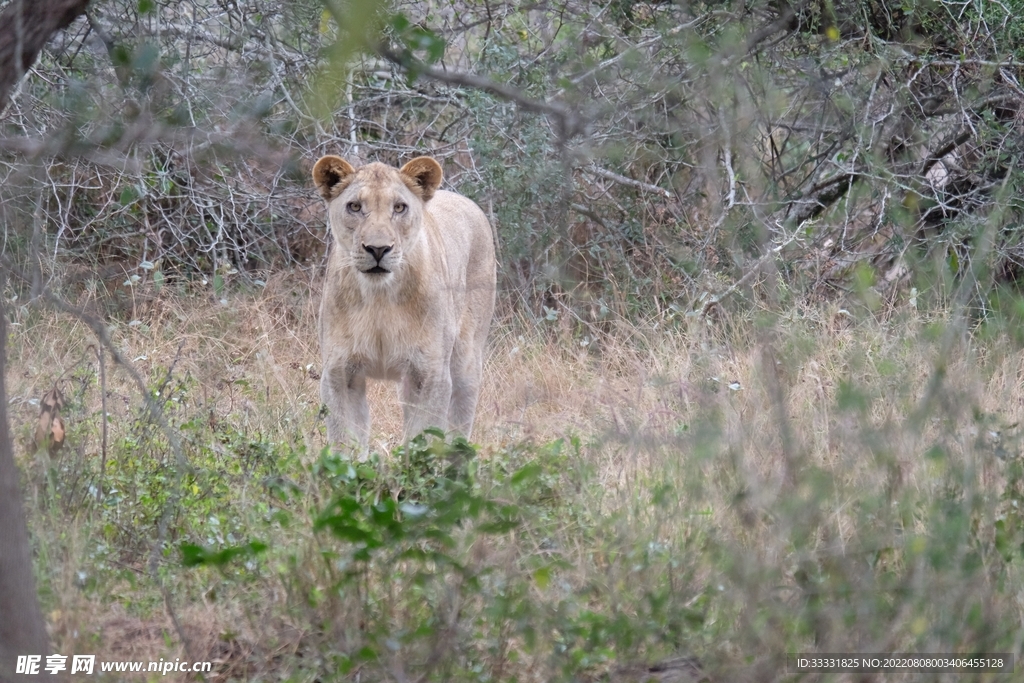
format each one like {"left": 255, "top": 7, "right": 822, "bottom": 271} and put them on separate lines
{"left": 9, "top": 272, "right": 1024, "bottom": 681}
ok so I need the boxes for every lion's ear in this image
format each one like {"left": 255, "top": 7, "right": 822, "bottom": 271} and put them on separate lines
{"left": 312, "top": 155, "right": 356, "bottom": 201}
{"left": 400, "top": 157, "right": 443, "bottom": 202}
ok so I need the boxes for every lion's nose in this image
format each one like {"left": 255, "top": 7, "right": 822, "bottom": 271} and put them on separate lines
{"left": 363, "top": 244, "right": 393, "bottom": 262}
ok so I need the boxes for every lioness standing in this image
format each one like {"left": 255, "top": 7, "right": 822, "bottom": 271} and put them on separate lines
{"left": 312, "top": 155, "right": 496, "bottom": 451}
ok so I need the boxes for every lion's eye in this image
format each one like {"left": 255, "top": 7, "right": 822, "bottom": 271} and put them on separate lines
{"left": 346, "top": 201, "right": 362, "bottom": 213}
{"left": 393, "top": 203, "right": 407, "bottom": 215}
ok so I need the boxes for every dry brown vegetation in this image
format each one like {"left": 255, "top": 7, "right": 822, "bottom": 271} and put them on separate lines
{"left": 5, "top": 268, "right": 1024, "bottom": 680}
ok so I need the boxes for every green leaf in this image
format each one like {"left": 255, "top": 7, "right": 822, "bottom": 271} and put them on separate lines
{"left": 180, "top": 540, "right": 267, "bottom": 568}
{"left": 389, "top": 13, "right": 410, "bottom": 32}
{"left": 111, "top": 43, "right": 132, "bottom": 67}
{"left": 388, "top": 13, "right": 446, "bottom": 64}
{"left": 511, "top": 462, "right": 542, "bottom": 486}
{"left": 533, "top": 565, "right": 551, "bottom": 589}
{"left": 478, "top": 516, "right": 520, "bottom": 534}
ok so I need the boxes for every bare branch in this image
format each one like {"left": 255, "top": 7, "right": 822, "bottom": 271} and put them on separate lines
{"left": 743, "top": 1, "right": 809, "bottom": 56}
{"left": 583, "top": 164, "right": 672, "bottom": 198}
{"left": 376, "top": 47, "right": 587, "bottom": 138}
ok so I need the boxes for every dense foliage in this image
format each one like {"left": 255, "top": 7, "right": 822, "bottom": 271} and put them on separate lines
{"left": 2, "top": 0, "right": 1022, "bottom": 319}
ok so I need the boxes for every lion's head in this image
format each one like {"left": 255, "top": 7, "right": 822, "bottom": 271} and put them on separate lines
{"left": 312, "top": 156, "right": 443, "bottom": 284}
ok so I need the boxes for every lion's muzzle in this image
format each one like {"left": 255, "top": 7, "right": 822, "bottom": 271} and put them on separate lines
{"left": 362, "top": 243, "right": 394, "bottom": 274}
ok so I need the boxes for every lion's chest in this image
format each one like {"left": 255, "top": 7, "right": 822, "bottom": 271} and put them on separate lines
{"left": 322, "top": 290, "right": 442, "bottom": 381}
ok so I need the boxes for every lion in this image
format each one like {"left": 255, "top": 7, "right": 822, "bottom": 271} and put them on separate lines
{"left": 312, "top": 154, "right": 496, "bottom": 452}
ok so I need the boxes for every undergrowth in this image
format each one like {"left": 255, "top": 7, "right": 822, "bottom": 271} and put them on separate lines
{"left": 10, "top": 274, "right": 1024, "bottom": 682}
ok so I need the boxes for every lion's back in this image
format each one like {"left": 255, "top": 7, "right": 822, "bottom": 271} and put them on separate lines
{"left": 427, "top": 189, "right": 495, "bottom": 281}
{"left": 428, "top": 190, "right": 493, "bottom": 253}
{"left": 425, "top": 189, "right": 496, "bottom": 343}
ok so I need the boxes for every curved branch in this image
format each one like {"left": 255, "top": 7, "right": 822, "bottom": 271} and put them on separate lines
{"left": 376, "top": 47, "right": 587, "bottom": 139}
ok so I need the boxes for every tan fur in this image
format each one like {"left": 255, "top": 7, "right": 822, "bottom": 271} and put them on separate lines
{"left": 312, "top": 155, "right": 496, "bottom": 451}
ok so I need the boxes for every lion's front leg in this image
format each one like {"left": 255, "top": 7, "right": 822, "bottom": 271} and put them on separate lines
{"left": 448, "top": 345, "right": 484, "bottom": 438}
{"left": 321, "top": 360, "right": 370, "bottom": 454}
{"left": 401, "top": 363, "right": 453, "bottom": 441}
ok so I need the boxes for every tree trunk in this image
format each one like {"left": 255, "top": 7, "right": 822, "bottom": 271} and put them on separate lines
{"left": 0, "top": 0, "right": 91, "bottom": 110}
{"left": 0, "top": 285, "right": 49, "bottom": 680}
{"left": 0, "top": 0, "right": 93, "bottom": 678}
